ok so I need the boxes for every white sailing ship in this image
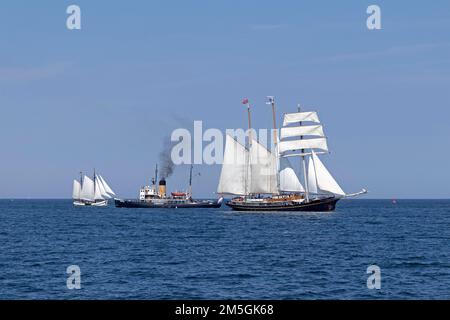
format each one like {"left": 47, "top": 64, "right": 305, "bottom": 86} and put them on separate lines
{"left": 72, "top": 171, "right": 116, "bottom": 207}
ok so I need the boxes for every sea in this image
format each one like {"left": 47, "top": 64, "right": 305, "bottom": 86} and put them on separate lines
{"left": 0, "top": 199, "right": 449, "bottom": 299}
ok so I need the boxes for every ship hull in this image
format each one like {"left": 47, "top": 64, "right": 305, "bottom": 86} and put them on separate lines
{"left": 226, "top": 197, "right": 339, "bottom": 212}
{"left": 73, "top": 200, "right": 108, "bottom": 207}
{"left": 114, "top": 198, "right": 223, "bottom": 209}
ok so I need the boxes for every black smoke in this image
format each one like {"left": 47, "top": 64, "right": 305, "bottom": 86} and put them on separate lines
{"left": 159, "top": 135, "right": 178, "bottom": 179}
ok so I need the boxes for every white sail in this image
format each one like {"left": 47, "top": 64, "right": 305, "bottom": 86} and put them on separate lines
{"left": 72, "top": 180, "right": 81, "bottom": 200}
{"left": 99, "top": 175, "right": 116, "bottom": 196}
{"left": 311, "top": 150, "right": 345, "bottom": 196}
{"left": 94, "top": 177, "right": 104, "bottom": 201}
{"left": 279, "top": 157, "right": 304, "bottom": 192}
{"left": 249, "top": 139, "right": 278, "bottom": 194}
{"left": 279, "top": 137, "right": 328, "bottom": 153}
{"left": 80, "top": 176, "right": 95, "bottom": 201}
{"left": 307, "top": 157, "right": 318, "bottom": 194}
{"left": 283, "top": 111, "right": 320, "bottom": 126}
{"left": 96, "top": 176, "right": 111, "bottom": 199}
{"left": 217, "top": 135, "right": 249, "bottom": 195}
{"left": 280, "top": 125, "right": 324, "bottom": 139}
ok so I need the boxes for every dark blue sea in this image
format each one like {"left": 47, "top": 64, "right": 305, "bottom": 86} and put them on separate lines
{"left": 0, "top": 199, "right": 449, "bottom": 299}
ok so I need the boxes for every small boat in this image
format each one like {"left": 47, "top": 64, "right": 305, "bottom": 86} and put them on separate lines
{"left": 217, "top": 97, "right": 367, "bottom": 212}
{"left": 72, "top": 171, "right": 116, "bottom": 206}
{"left": 115, "top": 165, "right": 223, "bottom": 209}
{"left": 171, "top": 192, "right": 187, "bottom": 197}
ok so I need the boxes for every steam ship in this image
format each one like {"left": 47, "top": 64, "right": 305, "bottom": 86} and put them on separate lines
{"left": 115, "top": 165, "right": 223, "bottom": 209}
{"left": 217, "top": 96, "right": 367, "bottom": 212}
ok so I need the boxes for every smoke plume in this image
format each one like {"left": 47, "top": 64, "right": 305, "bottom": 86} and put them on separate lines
{"left": 159, "top": 135, "right": 177, "bottom": 179}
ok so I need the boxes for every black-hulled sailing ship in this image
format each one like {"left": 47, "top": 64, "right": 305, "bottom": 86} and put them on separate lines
{"left": 115, "top": 165, "right": 223, "bottom": 209}
{"left": 217, "top": 97, "right": 367, "bottom": 211}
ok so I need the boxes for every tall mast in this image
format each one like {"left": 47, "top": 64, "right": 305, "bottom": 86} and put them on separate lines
{"left": 268, "top": 96, "right": 280, "bottom": 193}
{"left": 243, "top": 98, "right": 252, "bottom": 196}
{"left": 188, "top": 164, "right": 193, "bottom": 197}
{"left": 247, "top": 104, "right": 253, "bottom": 144}
{"left": 79, "top": 171, "right": 83, "bottom": 201}
{"left": 93, "top": 168, "right": 97, "bottom": 200}
{"left": 155, "top": 164, "right": 158, "bottom": 184}
{"left": 298, "top": 104, "right": 310, "bottom": 202}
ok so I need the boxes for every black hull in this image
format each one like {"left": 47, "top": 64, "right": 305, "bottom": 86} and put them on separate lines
{"left": 115, "top": 198, "right": 223, "bottom": 209}
{"left": 226, "top": 197, "right": 339, "bottom": 212}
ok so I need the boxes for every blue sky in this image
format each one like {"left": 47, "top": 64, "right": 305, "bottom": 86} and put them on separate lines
{"left": 0, "top": 0, "right": 449, "bottom": 198}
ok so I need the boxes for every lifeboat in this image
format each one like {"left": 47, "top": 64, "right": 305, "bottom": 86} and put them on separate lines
{"left": 171, "top": 192, "right": 187, "bottom": 197}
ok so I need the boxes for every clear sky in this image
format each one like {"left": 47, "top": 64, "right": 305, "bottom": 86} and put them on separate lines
{"left": 1, "top": 0, "right": 449, "bottom": 199}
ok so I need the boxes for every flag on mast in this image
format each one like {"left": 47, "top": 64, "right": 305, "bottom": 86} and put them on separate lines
{"left": 242, "top": 98, "right": 249, "bottom": 105}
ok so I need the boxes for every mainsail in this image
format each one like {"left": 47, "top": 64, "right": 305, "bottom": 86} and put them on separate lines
{"left": 72, "top": 180, "right": 81, "bottom": 200}
{"left": 218, "top": 136, "right": 280, "bottom": 195}
{"left": 249, "top": 139, "right": 278, "bottom": 194}
{"left": 94, "top": 177, "right": 104, "bottom": 201}
{"left": 80, "top": 176, "right": 95, "bottom": 201}
{"left": 217, "top": 135, "right": 249, "bottom": 195}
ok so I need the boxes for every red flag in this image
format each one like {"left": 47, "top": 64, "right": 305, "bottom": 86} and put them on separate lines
{"left": 242, "top": 98, "right": 249, "bottom": 105}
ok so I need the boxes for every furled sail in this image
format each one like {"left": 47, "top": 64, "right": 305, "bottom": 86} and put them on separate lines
{"left": 279, "top": 137, "right": 328, "bottom": 153}
{"left": 311, "top": 151, "right": 345, "bottom": 196}
{"left": 217, "top": 135, "right": 249, "bottom": 195}
{"left": 279, "top": 157, "right": 304, "bottom": 192}
{"left": 80, "top": 176, "right": 95, "bottom": 201}
{"left": 249, "top": 139, "right": 278, "bottom": 194}
{"left": 72, "top": 180, "right": 81, "bottom": 200}
{"left": 280, "top": 125, "right": 324, "bottom": 139}
{"left": 283, "top": 111, "right": 320, "bottom": 126}
{"left": 96, "top": 176, "right": 111, "bottom": 199}
{"left": 99, "top": 175, "right": 116, "bottom": 196}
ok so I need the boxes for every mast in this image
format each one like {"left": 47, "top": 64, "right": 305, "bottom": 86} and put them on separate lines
{"left": 188, "top": 164, "right": 193, "bottom": 197}
{"left": 247, "top": 104, "right": 253, "bottom": 143}
{"left": 243, "top": 98, "right": 252, "bottom": 197}
{"left": 78, "top": 171, "right": 83, "bottom": 201}
{"left": 298, "top": 104, "right": 310, "bottom": 202}
{"left": 268, "top": 96, "right": 280, "bottom": 193}
{"left": 93, "top": 168, "right": 96, "bottom": 200}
